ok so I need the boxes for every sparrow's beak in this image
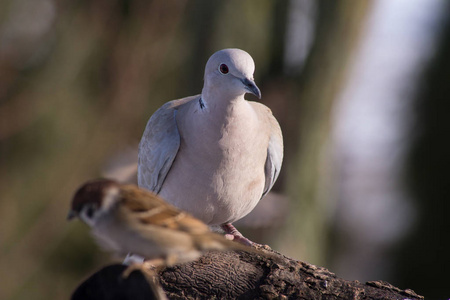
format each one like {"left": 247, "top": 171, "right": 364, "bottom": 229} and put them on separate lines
{"left": 242, "top": 78, "right": 261, "bottom": 99}
{"left": 67, "top": 210, "right": 77, "bottom": 221}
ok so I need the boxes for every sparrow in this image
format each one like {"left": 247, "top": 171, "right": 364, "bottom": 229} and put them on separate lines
{"left": 67, "top": 179, "right": 256, "bottom": 268}
{"left": 138, "top": 48, "right": 283, "bottom": 245}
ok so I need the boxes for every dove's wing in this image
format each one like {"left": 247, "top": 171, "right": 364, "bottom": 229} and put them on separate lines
{"left": 137, "top": 95, "right": 199, "bottom": 193}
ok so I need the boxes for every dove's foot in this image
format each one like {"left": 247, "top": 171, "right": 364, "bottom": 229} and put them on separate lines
{"left": 221, "top": 223, "right": 255, "bottom": 246}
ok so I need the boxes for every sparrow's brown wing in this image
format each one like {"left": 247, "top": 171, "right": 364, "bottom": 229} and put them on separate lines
{"left": 116, "top": 184, "right": 270, "bottom": 260}
{"left": 119, "top": 184, "right": 210, "bottom": 235}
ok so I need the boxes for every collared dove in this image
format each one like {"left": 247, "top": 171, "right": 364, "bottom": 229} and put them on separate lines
{"left": 138, "top": 48, "right": 283, "bottom": 245}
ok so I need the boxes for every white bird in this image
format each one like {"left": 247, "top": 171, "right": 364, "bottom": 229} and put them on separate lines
{"left": 138, "top": 48, "right": 283, "bottom": 245}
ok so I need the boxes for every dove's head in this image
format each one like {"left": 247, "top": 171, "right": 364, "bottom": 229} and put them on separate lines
{"left": 203, "top": 48, "right": 261, "bottom": 99}
{"left": 67, "top": 179, "right": 120, "bottom": 227}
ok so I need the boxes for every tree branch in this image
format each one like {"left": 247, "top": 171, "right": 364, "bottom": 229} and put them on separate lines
{"left": 71, "top": 248, "right": 423, "bottom": 299}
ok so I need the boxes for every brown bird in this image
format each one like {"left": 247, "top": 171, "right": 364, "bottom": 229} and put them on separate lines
{"left": 67, "top": 179, "right": 258, "bottom": 268}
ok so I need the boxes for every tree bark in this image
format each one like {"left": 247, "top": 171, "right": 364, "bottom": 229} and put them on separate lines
{"left": 71, "top": 248, "right": 423, "bottom": 300}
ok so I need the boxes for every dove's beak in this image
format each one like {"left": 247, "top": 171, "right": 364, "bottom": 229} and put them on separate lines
{"left": 67, "top": 210, "right": 76, "bottom": 221}
{"left": 242, "top": 78, "right": 261, "bottom": 99}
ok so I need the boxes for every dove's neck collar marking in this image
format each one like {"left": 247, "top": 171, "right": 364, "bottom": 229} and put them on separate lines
{"left": 200, "top": 89, "right": 244, "bottom": 114}
{"left": 199, "top": 97, "right": 206, "bottom": 110}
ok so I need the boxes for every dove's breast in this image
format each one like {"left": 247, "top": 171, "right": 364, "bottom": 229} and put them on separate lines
{"left": 158, "top": 98, "right": 268, "bottom": 225}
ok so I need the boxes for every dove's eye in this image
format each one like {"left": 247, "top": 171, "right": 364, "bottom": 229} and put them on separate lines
{"left": 219, "top": 64, "right": 229, "bottom": 74}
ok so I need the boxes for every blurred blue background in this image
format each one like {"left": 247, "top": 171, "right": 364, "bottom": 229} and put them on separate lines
{"left": 1, "top": 1, "right": 449, "bottom": 299}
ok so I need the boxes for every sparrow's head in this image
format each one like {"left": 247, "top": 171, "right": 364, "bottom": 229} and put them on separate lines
{"left": 67, "top": 179, "right": 120, "bottom": 227}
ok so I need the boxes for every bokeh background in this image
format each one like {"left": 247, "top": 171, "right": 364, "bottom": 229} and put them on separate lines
{"left": 1, "top": 0, "right": 449, "bottom": 299}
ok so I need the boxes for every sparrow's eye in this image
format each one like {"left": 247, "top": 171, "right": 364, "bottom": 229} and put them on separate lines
{"left": 86, "top": 205, "right": 95, "bottom": 218}
{"left": 219, "top": 64, "right": 229, "bottom": 74}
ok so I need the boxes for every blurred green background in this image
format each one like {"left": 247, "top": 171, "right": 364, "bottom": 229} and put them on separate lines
{"left": 1, "top": 0, "right": 449, "bottom": 299}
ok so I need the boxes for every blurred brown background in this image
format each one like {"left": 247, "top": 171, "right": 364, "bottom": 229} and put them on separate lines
{"left": 1, "top": 1, "right": 449, "bottom": 299}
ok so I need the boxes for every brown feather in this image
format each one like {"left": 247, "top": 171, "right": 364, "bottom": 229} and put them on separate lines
{"left": 71, "top": 179, "right": 119, "bottom": 213}
{"left": 119, "top": 184, "right": 210, "bottom": 234}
